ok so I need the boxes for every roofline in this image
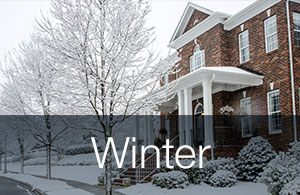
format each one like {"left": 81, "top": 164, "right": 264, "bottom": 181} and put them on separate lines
{"left": 224, "top": 0, "right": 282, "bottom": 30}
{"left": 169, "top": 2, "right": 214, "bottom": 43}
{"left": 169, "top": 12, "right": 230, "bottom": 49}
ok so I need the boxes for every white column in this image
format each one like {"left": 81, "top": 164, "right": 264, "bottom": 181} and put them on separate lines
{"left": 148, "top": 112, "right": 154, "bottom": 146}
{"left": 202, "top": 77, "right": 214, "bottom": 148}
{"left": 135, "top": 115, "right": 140, "bottom": 155}
{"left": 177, "top": 90, "right": 185, "bottom": 145}
{"left": 184, "top": 88, "right": 192, "bottom": 146}
{"left": 144, "top": 111, "right": 149, "bottom": 146}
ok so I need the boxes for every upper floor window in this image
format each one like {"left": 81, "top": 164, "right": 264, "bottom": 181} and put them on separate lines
{"left": 267, "top": 90, "right": 282, "bottom": 134}
{"left": 293, "top": 12, "right": 300, "bottom": 46}
{"left": 239, "top": 30, "right": 250, "bottom": 63}
{"left": 190, "top": 44, "right": 205, "bottom": 72}
{"left": 264, "top": 15, "right": 278, "bottom": 53}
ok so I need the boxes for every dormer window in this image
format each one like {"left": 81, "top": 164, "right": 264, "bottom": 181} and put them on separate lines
{"left": 193, "top": 19, "right": 199, "bottom": 25}
{"left": 190, "top": 44, "right": 205, "bottom": 72}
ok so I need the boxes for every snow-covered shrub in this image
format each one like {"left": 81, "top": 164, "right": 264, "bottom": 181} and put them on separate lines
{"left": 152, "top": 171, "right": 189, "bottom": 189}
{"left": 260, "top": 142, "right": 300, "bottom": 195}
{"left": 280, "top": 177, "right": 300, "bottom": 195}
{"left": 236, "top": 136, "right": 276, "bottom": 181}
{"left": 159, "top": 156, "right": 207, "bottom": 184}
{"left": 209, "top": 170, "right": 237, "bottom": 188}
{"left": 289, "top": 141, "right": 300, "bottom": 161}
{"left": 201, "top": 157, "right": 238, "bottom": 183}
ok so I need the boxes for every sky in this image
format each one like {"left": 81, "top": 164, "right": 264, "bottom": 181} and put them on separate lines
{"left": 0, "top": 0, "right": 255, "bottom": 61}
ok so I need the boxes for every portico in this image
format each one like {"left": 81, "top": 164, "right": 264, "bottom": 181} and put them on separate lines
{"left": 149, "top": 67, "right": 263, "bottom": 151}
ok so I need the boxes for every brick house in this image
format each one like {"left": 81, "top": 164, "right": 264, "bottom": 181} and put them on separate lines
{"left": 144, "top": 0, "right": 300, "bottom": 158}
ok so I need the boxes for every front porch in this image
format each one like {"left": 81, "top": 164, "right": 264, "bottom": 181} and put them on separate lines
{"left": 143, "top": 66, "right": 263, "bottom": 158}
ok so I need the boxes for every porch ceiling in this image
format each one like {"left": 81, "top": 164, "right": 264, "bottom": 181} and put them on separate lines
{"left": 156, "top": 66, "right": 263, "bottom": 112}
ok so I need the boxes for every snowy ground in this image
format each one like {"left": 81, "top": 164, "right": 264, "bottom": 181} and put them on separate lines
{"left": 7, "top": 163, "right": 103, "bottom": 185}
{"left": 117, "top": 182, "right": 268, "bottom": 195}
{"left": 0, "top": 172, "right": 93, "bottom": 195}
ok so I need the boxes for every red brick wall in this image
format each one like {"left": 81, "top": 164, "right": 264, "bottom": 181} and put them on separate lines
{"left": 183, "top": 10, "right": 209, "bottom": 33}
{"left": 162, "top": 1, "right": 300, "bottom": 156}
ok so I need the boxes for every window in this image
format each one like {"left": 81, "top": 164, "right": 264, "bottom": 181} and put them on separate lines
{"left": 239, "top": 30, "right": 250, "bottom": 63}
{"left": 293, "top": 12, "right": 300, "bottom": 46}
{"left": 267, "top": 90, "right": 282, "bottom": 133}
{"left": 240, "top": 97, "right": 252, "bottom": 137}
{"left": 190, "top": 44, "right": 205, "bottom": 72}
{"left": 163, "top": 74, "right": 168, "bottom": 84}
{"left": 264, "top": 15, "right": 278, "bottom": 53}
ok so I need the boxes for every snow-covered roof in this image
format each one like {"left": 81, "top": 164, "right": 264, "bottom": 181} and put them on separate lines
{"left": 155, "top": 66, "right": 263, "bottom": 95}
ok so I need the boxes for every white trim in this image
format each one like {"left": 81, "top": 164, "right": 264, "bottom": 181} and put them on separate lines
{"left": 267, "top": 89, "right": 282, "bottom": 134}
{"left": 224, "top": 0, "right": 281, "bottom": 30}
{"left": 169, "top": 12, "right": 229, "bottom": 49}
{"left": 194, "top": 103, "right": 204, "bottom": 115}
{"left": 264, "top": 15, "right": 278, "bottom": 53}
{"left": 170, "top": 2, "right": 214, "bottom": 43}
{"left": 239, "top": 30, "right": 250, "bottom": 64}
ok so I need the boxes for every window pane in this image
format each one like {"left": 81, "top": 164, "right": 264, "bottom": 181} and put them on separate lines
{"left": 239, "top": 30, "right": 250, "bottom": 63}
{"left": 268, "top": 90, "right": 281, "bottom": 133}
{"left": 190, "top": 56, "right": 194, "bottom": 72}
{"left": 195, "top": 53, "right": 201, "bottom": 69}
{"left": 294, "top": 13, "right": 300, "bottom": 46}
{"left": 240, "top": 98, "right": 252, "bottom": 137}
{"left": 295, "top": 31, "right": 300, "bottom": 46}
{"left": 265, "top": 16, "right": 278, "bottom": 52}
{"left": 293, "top": 13, "right": 300, "bottom": 30}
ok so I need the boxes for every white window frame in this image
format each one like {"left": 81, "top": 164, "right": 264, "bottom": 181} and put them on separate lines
{"left": 267, "top": 89, "right": 282, "bottom": 134}
{"left": 239, "top": 30, "right": 250, "bottom": 64}
{"left": 293, "top": 12, "right": 300, "bottom": 46}
{"left": 264, "top": 15, "right": 278, "bottom": 53}
{"left": 190, "top": 44, "right": 205, "bottom": 72}
{"left": 163, "top": 74, "right": 168, "bottom": 84}
{"left": 240, "top": 97, "right": 252, "bottom": 137}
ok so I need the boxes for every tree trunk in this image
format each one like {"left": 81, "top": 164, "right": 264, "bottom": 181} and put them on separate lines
{"left": 0, "top": 155, "right": 2, "bottom": 171}
{"left": 46, "top": 144, "right": 51, "bottom": 179}
{"left": 20, "top": 143, "right": 24, "bottom": 174}
{"left": 21, "top": 151, "right": 24, "bottom": 174}
{"left": 4, "top": 136, "right": 7, "bottom": 174}
{"left": 105, "top": 125, "right": 113, "bottom": 195}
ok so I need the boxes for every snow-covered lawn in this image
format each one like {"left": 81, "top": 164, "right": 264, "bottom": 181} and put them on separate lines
{"left": 117, "top": 182, "right": 268, "bottom": 195}
{"left": 0, "top": 172, "right": 92, "bottom": 195}
{"left": 7, "top": 163, "right": 103, "bottom": 185}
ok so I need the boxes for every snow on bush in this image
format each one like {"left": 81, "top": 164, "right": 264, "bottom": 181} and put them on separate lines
{"left": 280, "top": 177, "right": 300, "bottom": 195}
{"left": 152, "top": 171, "right": 189, "bottom": 189}
{"left": 235, "top": 136, "right": 276, "bottom": 181}
{"left": 260, "top": 142, "right": 300, "bottom": 195}
{"left": 201, "top": 157, "right": 238, "bottom": 183}
{"left": 209, "top": 170, "right": 237, "bottom": 188}
{"left": 159, "top": 156, "right": 207, "bottom": 184}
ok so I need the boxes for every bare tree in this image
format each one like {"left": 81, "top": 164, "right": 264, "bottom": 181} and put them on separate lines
{"left": 38, "top": 0, "right": 178, "bottom": 193}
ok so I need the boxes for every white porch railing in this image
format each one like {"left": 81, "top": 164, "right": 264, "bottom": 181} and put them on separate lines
{"left": 135, "top": 135, "right": 179, "bottom": 183}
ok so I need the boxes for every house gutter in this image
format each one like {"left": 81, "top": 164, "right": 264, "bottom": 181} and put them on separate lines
{"left": 286, "top": 0, "right": 298, "bottom": 141}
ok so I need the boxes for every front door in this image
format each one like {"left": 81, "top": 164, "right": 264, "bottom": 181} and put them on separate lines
{"left": 194, "top": 104, "right": 205, "bottom": 147}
